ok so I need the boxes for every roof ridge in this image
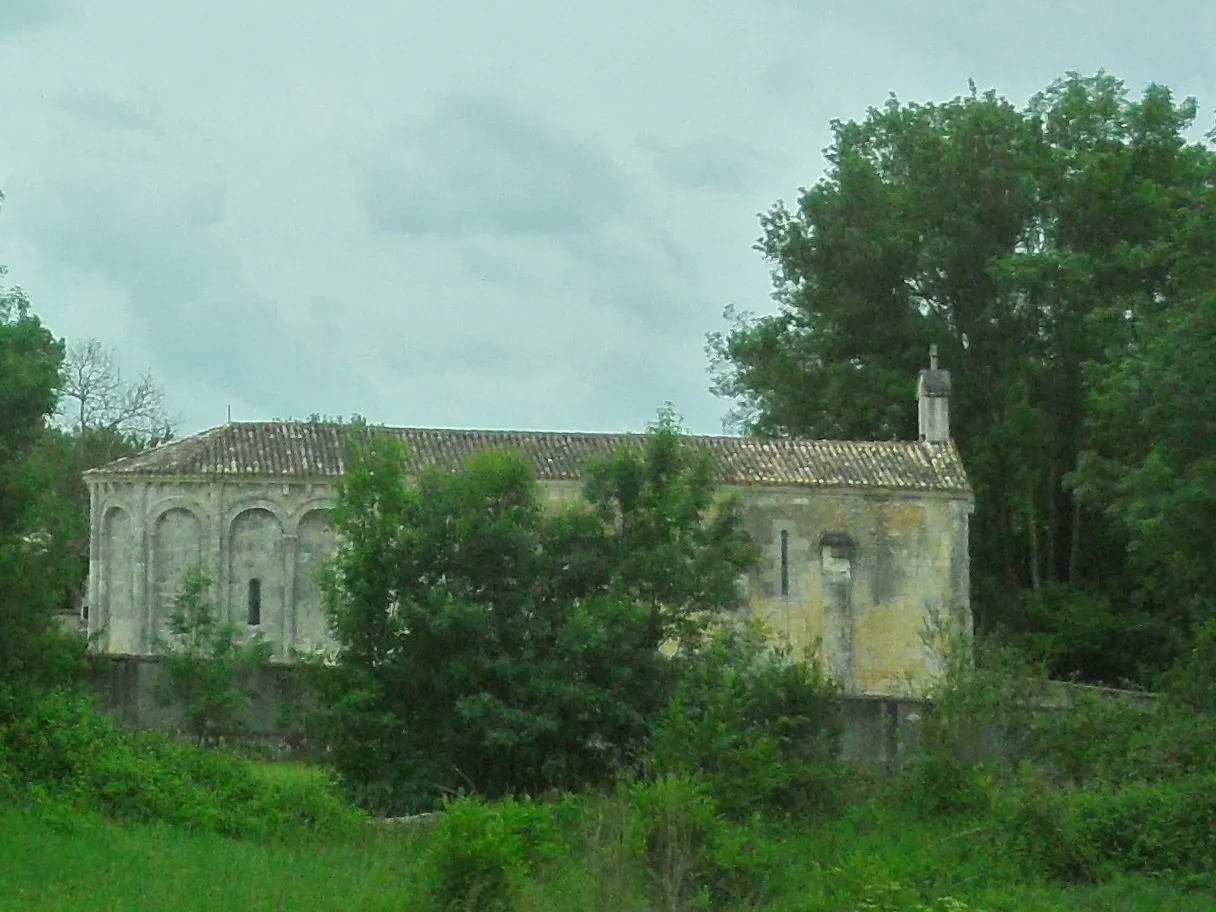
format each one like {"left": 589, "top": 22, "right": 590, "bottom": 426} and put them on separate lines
{"left": 211, "top": 419, "right": 936, "bottom": 447}
{"left": 82, "top": 420, "right": 970, "bottom": 496}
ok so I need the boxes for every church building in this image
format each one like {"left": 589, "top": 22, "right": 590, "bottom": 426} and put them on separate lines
{"left": 83, "top": 355, "right": 972, "bottom": 696}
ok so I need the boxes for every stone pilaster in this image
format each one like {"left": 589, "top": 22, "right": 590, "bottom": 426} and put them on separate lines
{"left": 282, "top": 533, "right": 299, "bottom": 659}
{"left": 135, "top": 482, "right": 151, "bottom": 654}
{"left": 86, "top": 482, "right": 103, "bottom": 646}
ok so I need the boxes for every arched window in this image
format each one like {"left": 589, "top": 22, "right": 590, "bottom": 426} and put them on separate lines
{"left": 247, "top": 578, "right": 262, "bottom": 626}
{"left": 820, "top": 533, "right": 854, "bottom": 581}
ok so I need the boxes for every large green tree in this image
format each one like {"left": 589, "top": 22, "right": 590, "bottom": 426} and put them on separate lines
{"left": 709, "top": 73, "right": 1216, "bottom": 684}
{"left": 312, "top": 412, "right": 759, "bottom": 814}
{"left": 1074, "top": 290, "right": 1216, "bottom": 649}
{"left": 0, "top": 216, "right": 80, "bottom": 692}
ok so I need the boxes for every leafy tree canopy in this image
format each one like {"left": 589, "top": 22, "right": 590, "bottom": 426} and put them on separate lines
{"left": 312, "top": 410, "right": 759, "bottom": 814}
{"left": 709, "top": 72, "right": 1216, "bottom": 685}
{"left": 0, "top": 210, "right": 82, "bottom": 693}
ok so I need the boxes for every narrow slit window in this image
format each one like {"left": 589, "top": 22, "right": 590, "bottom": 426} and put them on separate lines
{"left": 247, "top": 578, "right": 262, "bottom": 626}
{"left": 780, "top": 529, "right": 790, "bottom": 597}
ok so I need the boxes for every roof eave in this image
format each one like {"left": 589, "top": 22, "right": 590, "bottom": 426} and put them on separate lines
{"left": 84, "top": 470, "right": 972, "bottom": 500}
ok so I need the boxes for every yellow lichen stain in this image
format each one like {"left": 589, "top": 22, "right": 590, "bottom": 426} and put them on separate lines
{"left": 748, "top": 595, "right": 826, "bottom": 657}
{"left": 531, "top": 478, "right": 966, "bottom": 697}
{"left": 888, "top": 502, "right": 926, "bottom": 535}
{"left": 853, "top": 600, "right": 932, "bottom": 695}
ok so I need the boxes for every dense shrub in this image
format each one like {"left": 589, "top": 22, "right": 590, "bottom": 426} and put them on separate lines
{"left": 420, "top": 776, "right": 780, "bottom": 912}
{"left": 891, "top": 753, "right": 997, "bottom": 819}
{"left": 626, "top": 773, "right": 778, "bottom": 912}
{"left": 648, "top": 620, "right": 843, "bottom": 822}
{"left": 913, "top": 634, "right": 1049, "bottom": 772}
{"left": 1068, "top": 775, "right": 1216, "bottom": 880}
{"left": 1029, "top": 691, "right": 1216, "bottom": 787}
{"left": 313, "top": 416, "right": 759, "bottom": 815}
{"left": 424, "top": 796, "right": 569, "bottom": 912}
{"left": 1002, "top": 771, "right": 1216, "bottom": 885}
{"left": 0, "top": 688, "right": 359, "bottom": 837}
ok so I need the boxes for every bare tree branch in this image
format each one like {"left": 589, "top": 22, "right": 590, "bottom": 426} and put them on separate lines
{"left": 57, "top": 338, "right": 179, "bottom": 445}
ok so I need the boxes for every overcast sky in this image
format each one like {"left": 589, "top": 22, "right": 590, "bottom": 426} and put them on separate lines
{"left": 1, "top": 2, "right": 1213, "bottom": 437}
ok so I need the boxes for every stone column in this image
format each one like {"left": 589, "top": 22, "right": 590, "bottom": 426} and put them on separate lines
{"left": 87, "top": 482, "right": 103, "bottom": 645}
{"left": 135, "top": 483, "right": 151, "bottom": 654}
{"left": 282, "top": 533, "right": 299, "bottom": 659}
{"left": 209, "top": 485, "right": 225, "bottom": 622}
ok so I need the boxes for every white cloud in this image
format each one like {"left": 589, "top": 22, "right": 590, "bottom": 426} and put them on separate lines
{"left": 0, "top": 0, "right": 1213, "bottom": 438}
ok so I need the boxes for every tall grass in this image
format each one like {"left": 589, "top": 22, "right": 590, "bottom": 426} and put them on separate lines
{"left": 3, "top": 631, "right": 1216, "bottom": 910}
{"left": 1, "top": 790, "right": 1211, "bottom": 912}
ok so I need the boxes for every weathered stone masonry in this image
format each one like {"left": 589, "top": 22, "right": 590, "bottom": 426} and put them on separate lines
{"left": 85, "top": 357, "right": 972, "bottom": 696}
{"left": 87, "top": 478, "right": 335, "bottom": 660}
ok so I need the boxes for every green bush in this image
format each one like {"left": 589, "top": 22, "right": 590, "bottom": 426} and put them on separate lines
{"left": 0, "top": 688, "right": 359, "bottom": 838}
{"left": 891, "top": 754, "right": 997, "bottom": 819}
{"left": 1002, "top": 771, "right": 1216, "bottom": 885}
{"left": 649, "top": 620, "right": 843, "bottom": 822}
{"left": 1000, "top": 772, "right": 1097, "bottom": 884}
{"left": 624, "top": 773, "right": 781, "bottom": 911}
{"left": 1029, "top": 689, "right": 1216, "bottom": 788}
{"left": 154, "top": 568, "right": 273, "bottom": 747}
{"left": 1067, "top": 775, "right": 1216, "bottom": 880}
{"left": 424, "top": 795, "right": 567, "bottom": 912}
{"left": 627, "top": 774, "right": 718, "bottom": 911}
{"left": 915, "top": 634, "right": 1048, "bottom": 772}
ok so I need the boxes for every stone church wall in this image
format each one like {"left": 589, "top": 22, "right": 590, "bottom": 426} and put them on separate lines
{"left": 87, "top": 476, "right": 970, "bottom": 696}
{"left": 88, "top": 478, "right": 335, "bottom": 659}
{"left": 739, "top": 489, "right": 970, "bottom": 695}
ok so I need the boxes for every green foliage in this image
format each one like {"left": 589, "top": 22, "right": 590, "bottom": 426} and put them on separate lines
{"left": 1002, "top": 772, "right": 1216, "bottom": 886}
{"left": 0, "top": 261, "right": 78, "bottom": 697}
{"left": 25, "top": 423, "right": 160, "bottom": 619}
{"left": 625, "top": 774, "right": 719, "bottom": 912}
{"left": 155, "top": 568, "right": 273, "bottom": 746}
{"left": 2, "top": 760, "right": 1214, "bottom": 909}
{"left": 580, "top": 405, "right": 760, "bottom": 645}
{"left": 0, "top": 688, "right": 359, "bottom": 838}
{"left": 1011, "top": 583, "right": 1169, "bottom": 685}
{"left": 709, "top": 72, "right": 1216, "bottom": 685}
{"left": 312, "top": 410, "right": 758, "bottom": 815}
{"left": 1159, "top": 617, "right": 1216, "bottom": 713}
{"left": 911, "top": 634, "right": 1049, "bottom": 773}
{"left": 649, "top": 619, "right": 843, "bottom": 821}
{"left": 625, "top": 773, "right": 784, "bottom": 912}
{"left": 420, "top": 781, "right": 770, "bottom": 912}
{"left": 1074, "top": 290, "right": 1216, "bottom": 645}
{"left": 424, "top": 796, "right": 567, "bottom": 912}
{"left": 1031, "top": 692, "right": 1216, "bottom": 789}
{"left": 882, "top": 632, "right": 1216, "bottom": 887}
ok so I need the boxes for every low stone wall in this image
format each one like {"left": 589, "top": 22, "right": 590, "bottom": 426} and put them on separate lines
{"left": 91, "top": 654, "right": 314, "bottom": 753}
{"left": 89, "top": 654, "right": 936, "bottom": 764}
{"left": 87, "top": 655, "right": 1160, "bottom": 766}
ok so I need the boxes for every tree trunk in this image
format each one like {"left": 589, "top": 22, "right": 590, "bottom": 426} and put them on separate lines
{"left": 1026, "top": 495, "right": 1042, "bottom": 593}
{"left": 1067, "top": 496, "right": 1082, "bottom": 585}
{"left": 1046, "top": 463, "right": 1058, "bottom": 583}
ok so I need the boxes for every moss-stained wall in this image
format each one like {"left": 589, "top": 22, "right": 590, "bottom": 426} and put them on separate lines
{"left": 87, "top": 475, "right": 971, "bottom": 696}
{"left": 738, "top": 489, "right": 971, "bottom": 695}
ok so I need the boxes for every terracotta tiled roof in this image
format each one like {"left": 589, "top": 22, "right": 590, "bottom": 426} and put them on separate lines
{"left": 83, "top": 421, "right": 972, "bottom": 495}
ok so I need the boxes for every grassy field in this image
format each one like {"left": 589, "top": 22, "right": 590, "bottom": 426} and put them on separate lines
{"left": 4, "top": 679, "right": 1214, "bottom": 910}
{"left": 1, "top": 765, "right": 1212, "bottom": 912}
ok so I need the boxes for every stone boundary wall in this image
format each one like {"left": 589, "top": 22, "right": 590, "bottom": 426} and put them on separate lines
{"left": 88, "top": 655, "right": 1161, "bottom": 765}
